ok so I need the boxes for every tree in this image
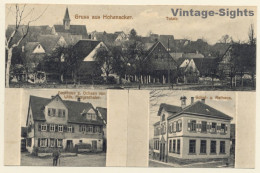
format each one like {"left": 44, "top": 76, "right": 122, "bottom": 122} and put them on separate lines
{"left": 95, "top": 46, "right": 113, "bottom": 82}
{"left": 129, "top": 28, "right": 137, "bottom": 40}
{"left": 219, "top": 34, "right": 233, "bottom": 44}
{"left": 5, "top": 4, "right": 47, "bottom": 87}
{"left": 247, "top": 24, "right": 256, "bottom": 88}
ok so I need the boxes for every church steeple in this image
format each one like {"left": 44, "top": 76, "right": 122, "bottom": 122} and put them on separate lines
{"left": 63, "top": 7, "right": 71, "bottom": 30}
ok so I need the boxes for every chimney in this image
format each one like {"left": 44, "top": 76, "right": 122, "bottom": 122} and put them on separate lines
{"left": 77, "top": 97, "right": 81, "bottom": 102}
{"left": 22, "top": 46, "right": 25, "bottom": 52}
{"left": 201, "top": 98, "right": 205, "bottom": 104}
{"left": 191, "top": 97, "right": 194, "bottom": 104}
{"left": 180, "top": 96, "right": 187, "bottom": 109}
{"left": 196, "top": 50, "right": 199, "bottom": 54}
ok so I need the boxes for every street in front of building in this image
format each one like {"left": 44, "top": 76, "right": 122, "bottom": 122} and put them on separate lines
{"left": 21, "top": 152, "right": 106, "bottom": 167}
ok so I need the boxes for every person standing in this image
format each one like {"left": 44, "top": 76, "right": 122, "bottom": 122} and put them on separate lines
{"left": 52, "top": 147, "right": 60, "bottom": 166}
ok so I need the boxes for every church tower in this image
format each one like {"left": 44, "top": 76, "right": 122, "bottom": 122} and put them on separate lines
{"left": 63, "top": 7, "right": 71, "bottom": 30}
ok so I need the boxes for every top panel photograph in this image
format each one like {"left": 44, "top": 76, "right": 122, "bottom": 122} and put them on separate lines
{"left": 5, "top": 4, "right": 256, "bottom": 90}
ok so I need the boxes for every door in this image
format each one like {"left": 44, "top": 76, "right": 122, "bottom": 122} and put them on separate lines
{"left": 92, "top": 140, "right": 97, "bottom": 151}
{"left": 66, "top": 140, "right": 73, "bottom": 152}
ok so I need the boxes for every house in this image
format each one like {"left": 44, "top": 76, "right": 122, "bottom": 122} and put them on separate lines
{"left": 153, "top": 96, "right": 232, "bottom": 163}
{"left": 90, "top": 31, "right": 128, "bottom": 46}
{"left": 51, "top": 7, "right": 88, "bottom": 45}
{"left": 96, "top": 107, "right": 107, "bottom": 151}
{"left": 143, "top": 41, "right": 177, "bottom": 84}
{"left": 25, "top": 94, "right": 104, "bottom": 153}
{"left": 177, "top": 55, "right": 218, "bottom": 84}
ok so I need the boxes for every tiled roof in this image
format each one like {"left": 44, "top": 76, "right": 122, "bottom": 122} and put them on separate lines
{"left": 24, "top": 42, "right": 41, "bottom": 53}
{"left": 182, "top": 52, "right": 204, "bottom": 58}
{"left": 158, "top": 103, "right": 182, "bottom": 116}
{"left": 37, "top": 35, "right": 62, "bottom": 53}
{"left": 96, "top": 107, "right": 107, "bottom": 122}
{"left": 73, "top": 39, "right": 101, "bottom": 60}
{"left": 167, "top": 101, "right": 232, "bottom": 120}
{"left": 29, "top": 95, "right": 103, "bottom": 125}
{"left": 53, "top": 25, "right": 87, "bottom": 37}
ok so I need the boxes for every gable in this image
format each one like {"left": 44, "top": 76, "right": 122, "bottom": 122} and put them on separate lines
{"left": 83, "top": 42, "right": 107, "bottom": 61}
{"left": 32, "top": 44, "right": 45, "bottom": 53}
{"left": 180, "top": 59, "right": 190, "bottom": 68}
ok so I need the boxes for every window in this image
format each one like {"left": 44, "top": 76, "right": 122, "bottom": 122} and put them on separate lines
{"left": 211, "top": 123, "right": 216, "bottom": 133}
{"left": 58, "top": 125, "right": 63, "bottom": 132}
{"left": 221, "top": 124, "right": 226, "bottom": 133}
{"left": 87, "top": 114, "right": 92, "bottom": 120}
{"left": 191, "top": 120, "right": 196, "bottom": 132}
{"left": 172, "top": 140, "right": 176, "bottom": 153}
{"left": 220, "top": 141, "right": 225, "bottom": 154}
{"left": 177, "top": 139, "right": 180, "bottom": 154}
{"left": 50, "top": 124, "right": 55, "bottom": 132}
{"left": 52, "top": 109, "right": 56, "bottom": 116}
{"left": 189, "top": 140, "right": 196, "bottom": 154}
{"left": 62, "top": 110, "right": 66, "bottom": 117}
{"left": 57, "top": 139, "right": 63, "bottom": 147}
{"left": 201, "top": 121, "right": 207, "bottom": 133}
{"left": 162, "top": 114, "right": 165, "bottom": 121}
{"left": 67, "top": 125, "right": 72, "bottom": 133}
{"left": 210, "top": 141, "right": 216, "bottom": 154}
{"left": 94, "top": 126, "right": 100, "bottom": 133}
{"left": 169, "top": 140, "right": 172, "bottom": 152}
{"left": 92, "top": 114, "right": 97, "bottom": 120}
{"left": 41, "top": 124, "right": 47, "bottom": 131}
{"left": 79, "top": 140, "right": 83, "bottom": 143}
{"left": 27, "top": 138, "right": 32, "bottom": 147}
{"left": 200, "top": 140, "right": 207, "bottom": 154}
{"left": 50, "top": 138, "right": 55, "bottom": 147}
{"left": 81, "top": 125, "right": 86, "bottom": 132}
{"left": 40, "top": 138, "right": 47, "bottom": 147}
{"left": 89, "top": 126, "right": 93, "bottom": 132}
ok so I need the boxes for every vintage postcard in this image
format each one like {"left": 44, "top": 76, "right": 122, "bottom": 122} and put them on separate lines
{"left": 4, "top": 4, "right": 257, "bottom": 90}
{"left": 5, "top": 89, "right": 107, "bottom": 166}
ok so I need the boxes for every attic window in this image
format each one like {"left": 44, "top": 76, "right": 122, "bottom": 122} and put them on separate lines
{"left": 38, "top": 45, "right": 40, "bottom": 49}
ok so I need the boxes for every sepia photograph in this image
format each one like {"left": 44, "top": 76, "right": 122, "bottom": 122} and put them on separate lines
{"left": 149, "top": 90, "right": 236, "bottom": 168}
{"left": 19, "top": 89, "right": 107, "bottom": 166}
{"left": 5, "top": 4, "right": 256, "bottom": 90}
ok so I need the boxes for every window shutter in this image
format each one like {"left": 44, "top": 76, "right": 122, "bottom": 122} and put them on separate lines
{"left": 72, "top": 126, "right": 75, "bottom": 133}
{"left": 176, "top": 121, "right": 179, "bottom": 132}
{"left": 47, "top": 139, "right": 49, "bottom": 147}
{"left": 38, "top": 138, "right": 40, "bottom": 147}
{"left": 64, "top": 125, "right": 67, "bottom": 132}
{"left": 180, "top": 121, "right": 182, "bottom": 131}
{"left": 188, "top": 120, "right": 191, "bottom": 131}
{"left": 55, "top": 125, "right": 58, "bottom": 132}
{"left": 47, "top": 124, "right": 50, "bottom": 132}
{"left": 225, "top": 124, "right": 228, "bottom": 133}
{"left": 38, "top": 124, "right": 41, "bottom": 131}
{"left": 55, "top": 139, "right": 58, "bottom": 148}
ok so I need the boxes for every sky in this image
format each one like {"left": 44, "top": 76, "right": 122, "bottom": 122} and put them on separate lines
{"left": 5, "top": 4, "right": 257, "bottom": 44}
{"left": 20, "top": 89, "right": 107, "bottom": 127}
{"left": 149, "top": 90, "right": 236, "bottom": 139}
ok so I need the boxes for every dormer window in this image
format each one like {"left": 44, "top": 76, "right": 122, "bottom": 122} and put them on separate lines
{"left": 86, "top": 113, "right": 97, "bottom": 121}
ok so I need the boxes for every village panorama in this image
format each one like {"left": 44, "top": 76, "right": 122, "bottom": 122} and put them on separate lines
{"left": 5, "top": 5, "right": 256, "bottom": 90}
